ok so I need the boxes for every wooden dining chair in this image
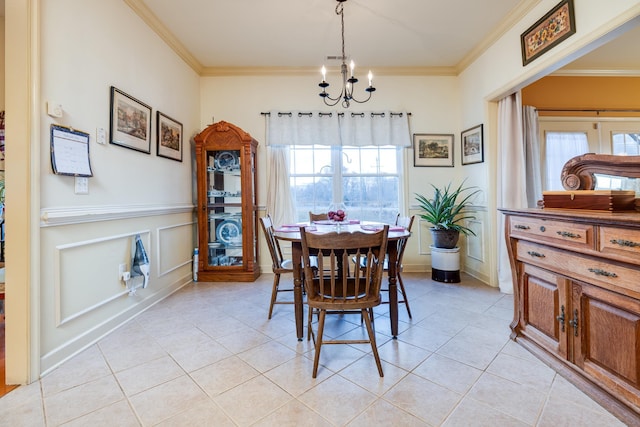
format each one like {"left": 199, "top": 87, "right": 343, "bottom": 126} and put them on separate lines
{"left": 300, "top": 225, "right": 389, "bottom": 378}
{"left": 388, "top": 215, "right": 415, "bottom": 318}
{"left": 309, "top": 211, "right": 329, "bottom": 222}
{"left": 354, "top": 214, "right": 414, "bottom": 318}
{"left": 259, "top": 215, "right": 294, "bottom": 319}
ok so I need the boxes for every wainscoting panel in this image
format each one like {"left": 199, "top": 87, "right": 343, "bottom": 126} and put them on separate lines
{"left": 157, "top": 222, "right": 195, "bottom": 277}
{"left": 466, "top": 219, "right": 485, "bottom": 262}
{"left": 55, "top": 231, "right": 150, "bottom": 326}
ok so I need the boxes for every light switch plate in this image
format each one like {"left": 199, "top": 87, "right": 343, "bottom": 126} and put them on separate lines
{"left": 97, "top": 127, "right": 106, "bottom": 144}
{"left": 46, "top": 101, "right": 63, "bottom": 118}
{"left": 75, "top": 177, "right": 89, "bottom": 194}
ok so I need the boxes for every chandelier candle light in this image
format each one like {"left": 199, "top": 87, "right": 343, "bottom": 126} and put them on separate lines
{"left": 319, "top": 0, "right": 375, "bottom": 108}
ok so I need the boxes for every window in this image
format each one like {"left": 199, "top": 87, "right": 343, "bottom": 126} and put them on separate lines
{"left": 611, "top": 132, "right": 640, "bottom": 155}
{"left": 289, "top": 145, "right": 402, "bottom": 224}
{"left": 539, "top": 119, "right": 640, "bottom": 192}
{"left": 544, "top": 131, "right": 589, "bottom": 190}
{"left": 539, "top": 120, "right": 599, "bottom": 190}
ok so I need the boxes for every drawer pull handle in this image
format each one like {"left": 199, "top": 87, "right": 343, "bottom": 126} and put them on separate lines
{"left": 588, "top": 268, "right": 618, "bottom": 278}
{"left": 539, "top": 226, "right": 546, "bottom": 232}
{"left": 557, "top": 231, "right": 581, "bottom": 239}
{"left": 609, "top": 238, "right": 640, "bottom": 248}
{"left": 568, "top": 309, "right": 579, "bottom": 337}
{"left": 527, "top": 251, "right": 545, "bottom": 258}
{"left": 556, "top": 305, "right": 565, "bottom": 332}
{"left": 514, "top": 224, "right": 530, "bottom": 230}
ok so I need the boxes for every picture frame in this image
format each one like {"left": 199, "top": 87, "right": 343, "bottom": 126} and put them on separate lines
{"left": 520, "top": 0, "right": 575, "bottom": 66}
{"left": 156, "top": 111, "right": 183, "bottom": 162}
{"left": 461, "top": 124, "right": 484, "bottom": 165}
{"left": 109, "top": 86, "right": 152, "bottom": 154}
{"left": 413, "top": 133, "right": 454, "bottom": 167}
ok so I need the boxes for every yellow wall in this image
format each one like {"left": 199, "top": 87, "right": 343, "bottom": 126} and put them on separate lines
{"left": 522, "top": 76, "right": 640, "bottom": 117}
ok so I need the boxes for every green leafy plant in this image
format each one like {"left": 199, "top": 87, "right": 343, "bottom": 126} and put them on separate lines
{"left": 415, "top": 181, "right": 480, "bottom": 236}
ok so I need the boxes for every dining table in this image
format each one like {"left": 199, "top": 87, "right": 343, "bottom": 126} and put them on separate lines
{"left": 274, "top": 221, "right": 411, "bottom": 341}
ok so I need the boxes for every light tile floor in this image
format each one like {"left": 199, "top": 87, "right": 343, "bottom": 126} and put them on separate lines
{"left": 0, "top": 273, "right": 628, "bottom": 426}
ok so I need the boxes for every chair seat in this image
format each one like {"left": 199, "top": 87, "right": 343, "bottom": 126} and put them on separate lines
{"left": 307, "top": 295, "right": 381, "bottom": 310}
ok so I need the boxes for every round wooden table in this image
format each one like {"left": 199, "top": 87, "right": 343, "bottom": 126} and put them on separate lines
{"left": 274, "top": 222, "right": 411, "bottom": 340}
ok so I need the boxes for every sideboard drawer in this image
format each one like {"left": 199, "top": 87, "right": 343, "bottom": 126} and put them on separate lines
{"left": 599, "top": 226, "right": 640, "bottom": 263}
{"left": 510, "top": 215, "right": 595, "bottom": 251}
{"left": 517, "top": 240, "right": 640, "bottom": 298}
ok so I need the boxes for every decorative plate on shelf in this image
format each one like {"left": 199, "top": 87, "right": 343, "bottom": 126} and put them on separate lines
{"left": 214, "top": 151, "right": 239, "bottom": 171}
{"left": 216, "top": 218, "right": 242, "bottom": 246}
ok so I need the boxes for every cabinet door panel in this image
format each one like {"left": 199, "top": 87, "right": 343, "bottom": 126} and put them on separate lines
{"left": 520, "top": 264, "right": 569, "bottom": 359}
{"left": 575, "top": 282, "right": 640, "bottom": 406}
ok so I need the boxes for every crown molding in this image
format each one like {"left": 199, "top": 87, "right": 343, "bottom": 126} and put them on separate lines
{"left": 552, "top": 68, "right": 640, "bottom": 77}
{"left": 200, "top": 66, "right": 457, "bottom": 77}
{"left": 456, "top": 0, "right": 541, "bottom": 73}
{"left": 124, "top": 0, "right": 203, "bottom": 74}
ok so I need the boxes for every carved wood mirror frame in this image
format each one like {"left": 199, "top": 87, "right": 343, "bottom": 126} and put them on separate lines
{"left": 561, "top": 153, "right": 640, "bottom": 190}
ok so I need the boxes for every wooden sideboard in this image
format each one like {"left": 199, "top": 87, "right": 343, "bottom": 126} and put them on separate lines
{"left": 501, "top": 207, "right": 640, "bottom": 425}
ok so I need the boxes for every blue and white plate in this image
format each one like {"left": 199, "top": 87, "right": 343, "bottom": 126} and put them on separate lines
{"left": 216, "top": 218, "right": 242, "bottom": 246}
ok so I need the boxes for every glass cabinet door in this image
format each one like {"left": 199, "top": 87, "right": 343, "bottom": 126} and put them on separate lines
{"left": 206, "top": 149, "right": 243, "bottom": 268}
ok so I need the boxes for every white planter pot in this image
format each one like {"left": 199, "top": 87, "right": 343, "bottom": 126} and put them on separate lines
{"left": 430, "top": 246, "right": 460, "bottom": 283}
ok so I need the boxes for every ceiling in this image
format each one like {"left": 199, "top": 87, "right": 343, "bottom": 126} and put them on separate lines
{"left": 135, "top": 0, "right": 525, "bottom": 73}
{"left": 133, "top": 0, "right": 640, "bottom": 76}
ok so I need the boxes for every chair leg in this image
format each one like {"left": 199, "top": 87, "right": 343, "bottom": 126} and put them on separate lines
{"left": 397, "top": 272, "right": 412, "bottom": 319}
{"left": 362, "top": 308, "right": 384, "bottom": 377}
{"left": 268, "top": 273, "right": 280, "bottom": 319}
{"left": 312, "top": 309, "right": 326, "bottom": 378}
{"left": 307, "top": 306, "right": 314, "bottom": 341}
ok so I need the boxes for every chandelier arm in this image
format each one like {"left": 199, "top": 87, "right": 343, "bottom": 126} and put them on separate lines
{"left": 323, "top": 96, "right": 343, "bottom": 107}
{"left": 348, "top": 92, "right": 373, "bottom": 104}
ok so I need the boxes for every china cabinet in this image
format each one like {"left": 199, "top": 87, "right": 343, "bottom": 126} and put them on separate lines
{"left": 194, "top": 121, "right": 260, "bottom": 282}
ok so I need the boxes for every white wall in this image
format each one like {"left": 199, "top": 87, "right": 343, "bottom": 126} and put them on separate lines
{"left": 35, "top": 0, "right": 200, "bottom": 374}
{"left": 10, "top": 0, "right": 640, "bottom": 381}
{"left": 199, "top": 74, "right": 493, "bottom": 278}
{"left": 458, "top": 0, "right": 640, "bottom": 288}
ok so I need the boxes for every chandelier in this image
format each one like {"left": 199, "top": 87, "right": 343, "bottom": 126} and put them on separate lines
{"left": 319, "top": 0, "right": 375, "bottom": 108}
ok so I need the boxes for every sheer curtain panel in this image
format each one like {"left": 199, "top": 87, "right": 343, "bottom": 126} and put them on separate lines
{"left": 497, "top": 93, "right": 528, "bottom": 294}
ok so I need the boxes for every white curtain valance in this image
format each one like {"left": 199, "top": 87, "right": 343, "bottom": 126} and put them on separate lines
{"left": 266, "top": 110, "right": 411, "bottom": 147}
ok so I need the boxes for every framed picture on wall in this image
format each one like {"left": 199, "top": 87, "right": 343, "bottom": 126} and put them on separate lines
{"left": 156, "top": 111, "right": 183, "bottom": 162}
{"left": 109, "top": 86, "right": 152, "bottom": 154}
{"left": 520, "top": 0, "right": 576, "bottom": 66}
{"left": 461, "top": 124, "right": 484, "bottom": 165}
{"left": 413, "top": 133, "right": 454, "bottom": 167}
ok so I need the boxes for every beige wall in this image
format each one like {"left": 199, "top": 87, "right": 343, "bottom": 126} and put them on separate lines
{"left": 7, "top": 0, "right": 200, "bottom": 381}
{"left": 201, "top": 1, "right": 640, "bottom": 288}
{"left": 6, "top": 0, "right": 640, "bottom": 382}
{"left": 199, "top": 75, "right": 485, "bottom": 278}
{"left": 458, "top": 0, "right": 640, "bottom": 288}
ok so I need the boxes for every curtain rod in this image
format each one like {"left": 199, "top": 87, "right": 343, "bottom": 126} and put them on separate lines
{"left": 535, "top": 108, "right": 640, "bottom": 113}
{"left": 260, "top": 111, "right": 411, "bottom": 117}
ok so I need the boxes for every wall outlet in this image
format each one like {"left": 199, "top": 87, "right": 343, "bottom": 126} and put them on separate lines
{"left": 119, "top": 263, "right": 127, "bottom": 281}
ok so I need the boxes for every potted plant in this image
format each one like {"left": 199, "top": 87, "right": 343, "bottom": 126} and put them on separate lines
{"left": 415, "top": 181, "right": 480, "bottom": 249}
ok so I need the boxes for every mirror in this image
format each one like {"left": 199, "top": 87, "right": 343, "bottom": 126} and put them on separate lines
{"left": 561, "top": 153, "right": 640, "bottom": 197}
